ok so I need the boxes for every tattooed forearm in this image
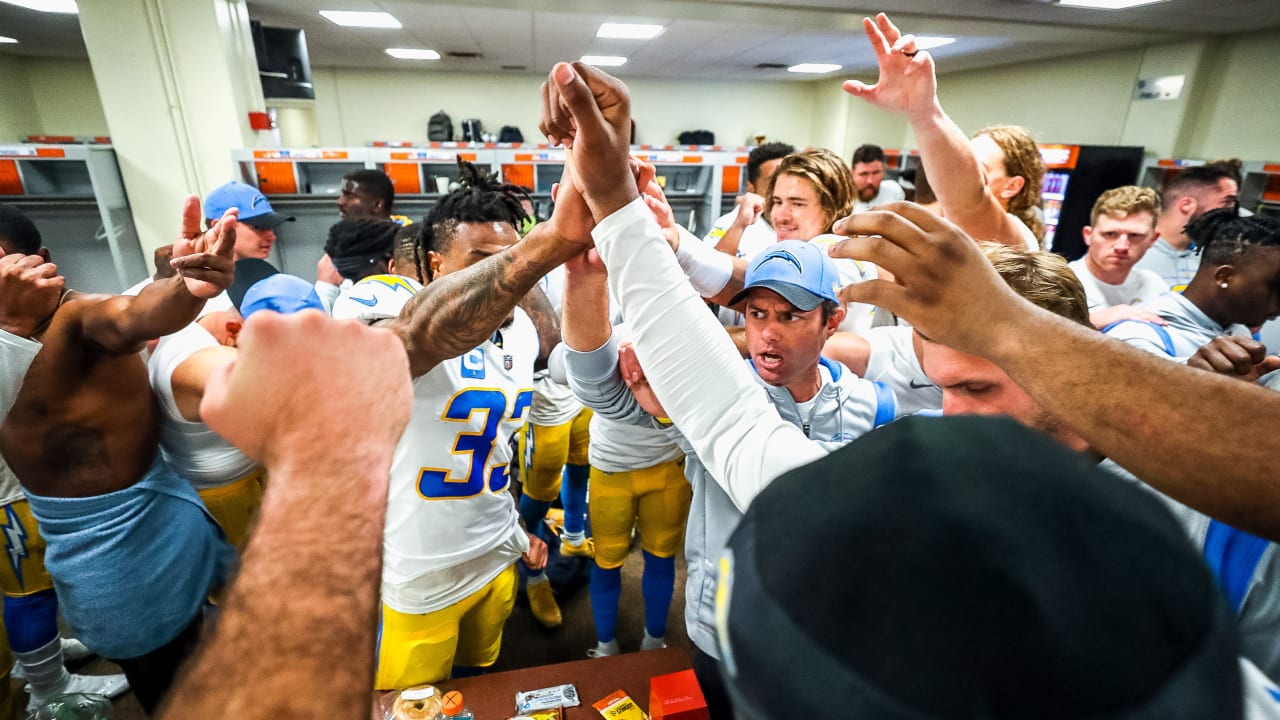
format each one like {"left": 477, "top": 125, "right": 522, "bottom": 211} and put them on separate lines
{"left": 518, "top": 285, "right": 562, "bottom": 371}
{"left": 400, "top": 246, "right": 559, "bottom": 377}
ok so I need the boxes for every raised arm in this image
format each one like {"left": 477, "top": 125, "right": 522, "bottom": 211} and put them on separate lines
{"left": 395, "top": 179, "right": 592, "bottom": 378}
{"left": 542, "top": 61, "right": 822, "bottom": 509}
{"left": 161, "top": 310, "right": 411, "bottom": 720}
{"left": 711, "top": 193, "right": 765, "bottom": 257}
{"left": 843, "top": 14, "right": 1025, "bottom": 247}
{"left": 832, "top": 202, "right": 1280, "bottom": 541}
{"left": 518, "top": 284, "right": 562, "bottom": 371}
{"left": 0, "top": 250, "right": 63, "bottom": 419}
{"left": 80, "top": 197, "right": 237, "bottom": 354}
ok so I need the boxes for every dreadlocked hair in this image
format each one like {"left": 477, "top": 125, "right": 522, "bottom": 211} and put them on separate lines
{"left": 414, "top": 158, "right": 531, "bottom": 282}
{"left": 1189, "top": 208, "right": 1280, "bottom": 266}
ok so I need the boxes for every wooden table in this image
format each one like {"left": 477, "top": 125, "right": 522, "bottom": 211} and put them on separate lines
{"left": 375, "top": 646, "right": 693, "bottom": 719}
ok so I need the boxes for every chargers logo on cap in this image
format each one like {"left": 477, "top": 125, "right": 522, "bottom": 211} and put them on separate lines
{"left": 757, "top": 249, "right": 803, "bottom": 274}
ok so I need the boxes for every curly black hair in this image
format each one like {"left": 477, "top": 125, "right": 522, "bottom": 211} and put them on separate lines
{"left": 415, "top": 158, "right": 530, "bottom": 281}
{"left": 1189, "top": 208, "right": 1280, "bottom": 266}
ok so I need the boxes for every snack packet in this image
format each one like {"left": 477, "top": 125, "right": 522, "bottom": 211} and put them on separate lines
{"left": 593, "top": 689, "right": 648, "bottom": 720}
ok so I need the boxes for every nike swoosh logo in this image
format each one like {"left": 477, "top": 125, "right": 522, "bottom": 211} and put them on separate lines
{"left": 349, "top": 296, "right": 378, "bottom": 307}
{"left": 908, "top": 381, "right": 936, "bottom": 390}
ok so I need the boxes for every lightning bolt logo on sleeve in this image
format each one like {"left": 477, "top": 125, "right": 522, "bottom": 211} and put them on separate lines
{"left": 2, "top": 505, "right": 29, "bottom": 588}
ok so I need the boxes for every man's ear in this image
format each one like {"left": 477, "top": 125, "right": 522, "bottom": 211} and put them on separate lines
{"left": 224, "top": 319, "right": 243, "bottom": 347}
{"left": 1177, "top": 195, "right": 1198, "bottom": 219}
{"left": 826, "top": 304, "right": 846, "bottom": 335}
{"left": 1000, "top": 175, "right": 1025, "bottom": 201}
{"left": 426, "top": 250, "right": 444, "bottom": 283}
{"left": 1213, "top": 264, "right": 1236, "bottom": 288}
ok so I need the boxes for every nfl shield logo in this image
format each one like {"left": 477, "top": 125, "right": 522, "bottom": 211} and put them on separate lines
{"left": 504, "top": 354, "right": 513, "bottom": 370}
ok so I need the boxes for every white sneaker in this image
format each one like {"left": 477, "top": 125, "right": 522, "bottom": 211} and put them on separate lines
{"left": 640, "top": 633, "right": 667, "bottom": 651}
{"left": 26, "top": 672, "right": 130, "bottom": 713}
{"left": 587, "top": 639, "right": 620, "bottom": 658}
{"left": 13, "top": 638, "right": 95, "bottom": 681}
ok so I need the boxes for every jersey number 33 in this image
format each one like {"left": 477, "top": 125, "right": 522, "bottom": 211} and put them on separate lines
{"left": 417, "top": 388, "right": 533, "bottom": 500}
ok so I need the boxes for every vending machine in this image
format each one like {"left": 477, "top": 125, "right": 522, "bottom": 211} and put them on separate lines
{"left": 1037, "top": 144, "right": 1145, "bottom": 259}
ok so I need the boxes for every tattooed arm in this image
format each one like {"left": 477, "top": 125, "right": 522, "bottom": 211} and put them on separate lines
{"left": 395, "top": 185, "right": 592, "bottom": 378}
{"left": 518, "top": 285, "right": 562, "bottom": 371}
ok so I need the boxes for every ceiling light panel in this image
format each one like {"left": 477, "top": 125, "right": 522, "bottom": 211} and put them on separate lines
{"left": 319, "top": 10, "right": 402, "bottom": 28}
{"left": 0, "top": 0, "right": 77, "bottom": 12}
{"left": 386, "top": 48, "right": 440, "bottom": 60}
{"left": 0, "top": 35, "right": 17, "bottom": 43}
{"left": 581, "top": 55, "right": 628, "bottom": 67}
{"left": 788, "top": 63, "right": 841, "bottom": 74}
{"left": 1058, "top": 0, "right": 1169, "bottom": 8}
{"left": 596, "top": 23, "right": 665, "bottom": 40}
{"left": 914, "top": 36, "right": 956, "bottom": 50}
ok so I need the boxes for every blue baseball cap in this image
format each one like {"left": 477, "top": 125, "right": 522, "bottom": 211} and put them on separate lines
{"left": 238, "top": 274, "right": 326, "bottom": 319}
{"left": 729, "top": 240, "right": 842, "bottom": 311}
{"left": 205, "top": 182, "right": 294, "bottom": 230}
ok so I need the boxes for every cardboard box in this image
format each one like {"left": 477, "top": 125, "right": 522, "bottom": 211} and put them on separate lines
{"left": 649, "top": 670, "right": 708, "bottom": 720}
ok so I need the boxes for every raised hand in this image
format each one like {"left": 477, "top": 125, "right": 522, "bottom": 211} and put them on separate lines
{"left": 1187, "top": 335, "right": 1280, "bottom": 382}
{"left": 539, "top": 62, "right": 638, "bottom": 220}
{"left": 546, "top": 159, "right": 597, "bottom": 254}
{"left": 201, "top": 309, "right": 411, "bottom": 471}
{"left": 842, "top": 13, "right": 939, "bottom": 122}
{"left": 828, "top": 202, "right": 1032, "bottom": 356}
{"left": 0, "top": 248, "right": 64, "bottom": 337}
{"left": 170, "top": 195, "right": 237, "bottom": 299}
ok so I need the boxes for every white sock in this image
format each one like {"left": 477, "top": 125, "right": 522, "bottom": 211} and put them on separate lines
{"left": 13, "top": 637, "right": 68, "bottom": 703}
{"left": 527, "top": 573, "right": 550, "bottom": 586}
{"left": 562, "top": 530, "right": 585, "bottom": 546}
{"left": 590, "top": 639, "right": 620, "bottom": 657}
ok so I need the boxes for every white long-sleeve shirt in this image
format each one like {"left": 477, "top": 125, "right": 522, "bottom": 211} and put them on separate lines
{"left": 591, "top": 198, "right": 824, "bottom": 510}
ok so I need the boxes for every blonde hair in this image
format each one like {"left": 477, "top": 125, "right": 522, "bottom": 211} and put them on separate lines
{"left": 977, "top": 126, "right": 1045, "bottom": 244}
{"left": 1089, "top": 185, "right": 1161, "bottom": 226}
{"left": 980, "top": 242, "right": 1090, "bottom": 327}
{"left": 764, "top": 149, "right": 856, "bottom": 234}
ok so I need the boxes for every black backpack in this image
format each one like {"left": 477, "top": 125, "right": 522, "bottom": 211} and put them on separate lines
{"left": 678, "top": 129, "right": 715, "bottom": 145}
{"left": 498, "top": 125, "right": 524, "bottom": 143}
{"left": 428, "top": 110, "right": 453, "bottom": 141}
{"left": 461, "top": 118, "right": 484, "bottom": 142}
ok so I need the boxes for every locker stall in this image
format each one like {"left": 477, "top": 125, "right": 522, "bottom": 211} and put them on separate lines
{"left": 0, "top": 142, "right": 147, "bottom": 294}
{"left": 1240, "top": 161, "right": 1280, "bottom": 219}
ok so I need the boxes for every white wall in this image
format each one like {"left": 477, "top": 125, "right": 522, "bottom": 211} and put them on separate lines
{"left": 0, "top": 54, "right": 38, "bottom": 143}
{"left": 310, "top": 65, "right": 820, "bottom": 148}
{"left": 927, "top": 46, "right": 1145, "bottom": 146}
{"left": 1182, "top": 28, "right": 1280, "bottom": 161}
{"left": 2, "top": 56, "right": 110, "bottom": 139}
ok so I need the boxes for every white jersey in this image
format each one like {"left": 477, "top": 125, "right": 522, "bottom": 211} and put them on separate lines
{"left": 1068, "top": 259, "right": 1165, "bottom": 311}
{"left": 382, "top": 309, "right": 538, "bottom": 613}
{"left": 148, "top": 323, "right": 257, "bottom": 489}
{"left": 862, "top": 326, "right": 942, "bottom": 417}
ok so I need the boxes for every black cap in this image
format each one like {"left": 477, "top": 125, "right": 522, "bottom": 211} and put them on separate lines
{"left": 226, "top": 258, "right": 279, "bottom": 311}
{"left": 719, "top": 416, "right": 1242, "bottom": 720}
